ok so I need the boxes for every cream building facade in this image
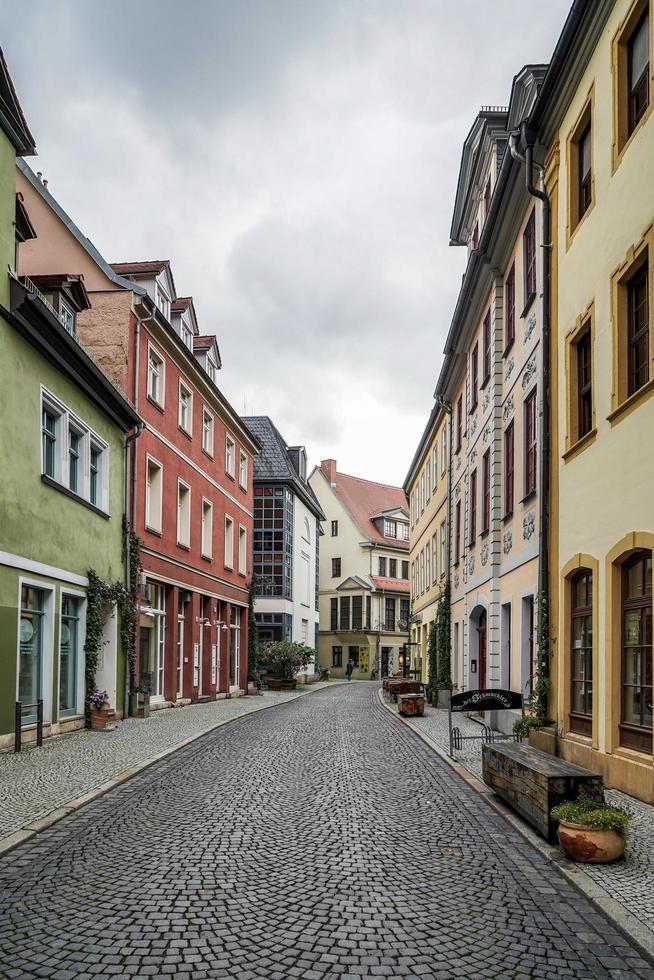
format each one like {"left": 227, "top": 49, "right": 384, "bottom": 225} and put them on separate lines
{"left": 404, "top": 404, "right": 449, "bottom": 683}
{"left": 526, "top": 0, "right": 654, "bottom": 800}
{"left": 309, "top": 460, "right": 410, "bottom": 679}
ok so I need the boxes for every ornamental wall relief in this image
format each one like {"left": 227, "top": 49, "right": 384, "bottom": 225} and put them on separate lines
{"left": 482, "top": 388, "right": 490, "bottom": 413}
{"left": 505, "top": 356, "right": 515, "bottom": 383}
{"left": 480, "top": 542, "right": 489, "bottom": 566}
{"left": 468, "top": 554, "right": 475, "bottom": 576}
{"left": 523, "top": 510, "right": 536, "bottom": 541}
{"left": 503, "top": 529, "right": 512, "bottom": 554}
{"left": 522, "top": 356, "right": 537, "bottom": 390}
{"left": 524, "top": 312, "right": 537, "bottom": 343}
{"left": 482, "top": 425, "right": 491, "bottom": 445}
{"left": 503, "top": 394, "right": 515, "bottom": 422}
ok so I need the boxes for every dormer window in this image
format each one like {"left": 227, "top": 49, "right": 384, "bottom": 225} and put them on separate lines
{"left": 59, "top": 299, "right": 75, "bottom": 335}
{"left": 206, "top": 352, "right": 218, "bottom": 383}
{"left": 155, "top": 284, "right": 171, "bottom": 320}
{"left": 384, "top": 519, "right": 397, "bottom": 538}
{"left": 181, "top": 319, "right": 193, "bottom": 350}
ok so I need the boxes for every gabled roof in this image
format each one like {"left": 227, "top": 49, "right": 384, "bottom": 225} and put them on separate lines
{"left": 0, "top": 47, "right": 36, "bottom": 155}
{"left": 110, "top": 260, "right": 169, "bottom": 276}
{"left": 17, "top": 160, "right": 147, "bottom": 295}
{"left": 15, "top": 192, "right": 37, "bottom": 243}
{"left": 317, "top": 462, "right": 409, "bottom": 548}
{"left": 450, "top": 107, "right": 508, "bottom": 246}
{"left": 370, "top": 576, "right": 409, "bottom": 594}
{"left": 337, "top": 575, "right": 372, "bottom": 591}
{"left": 242, "top": 416, "right": 325, "bottom": 521}
{"left": 193, "top": 333, "right": 222, "bottom": 368}
{"left": 25, "top": 274, "right": 91, "bottom": 312}
{"left": 172, "top": 296, "right": 193, "bottom": 312}
{"left": 506, "top": 65, "right": 548, "bottom": 133}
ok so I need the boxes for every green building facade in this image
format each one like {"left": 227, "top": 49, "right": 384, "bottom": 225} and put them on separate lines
{"left": 0, "top": 52, "right": 140, "bottom": 746}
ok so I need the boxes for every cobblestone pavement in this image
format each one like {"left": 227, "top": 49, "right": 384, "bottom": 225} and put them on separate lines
{"left": 1, "top": 684, "right": 653, "bottom": 980}
{"left": 0, "top": 682, "right": 341, "bottom": 842}
{"left": 393, "top": 699, "right": 654, "bottom": 944}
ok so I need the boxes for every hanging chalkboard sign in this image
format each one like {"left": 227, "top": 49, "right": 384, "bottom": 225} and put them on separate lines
{"left": 450, "top": 688, "right": 523, "bottom": 713}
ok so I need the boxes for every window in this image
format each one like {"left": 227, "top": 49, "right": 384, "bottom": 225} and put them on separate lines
{"left": 577, "top": 329, "right": 593, "bottom": 439}
{"left": 224, "top": 515, "right": 234, "bottom": 568}
{"left": 470, "top": 344, "right": 478, "bottom": 410}
{"left": 348, "top": 646, "right": 360, "bottom": 667}
{"left": 621, "top": 551, "right": 652, "bottom": 752}
{"left": 456, "top": 396, "right": 462, "bottom": 452}
{"left": 524, "top": 389, "right": 537, "bottom": 497}
{"left": 206, "top": 352, "right": 218, "bottom": 383}
{"left": 441, "top": 428, "right": 447, "bottom": 475}
{"left": 177, "top": 481, "right": 191, "bottom": 548}
{"left": 384, "top": 597, "right": 396, "bottom": 631}
{"left": 332, "top": 557, "right": 341, "bottom": 578}
{"left": 178, "top": 381, "right": 192, "bottom": 435}
{"left": 472, "top": 222, "right": 479, "bottom": 251}
{"left": 330, "top": 599, "right": 338, "bottom": 631}
{"left": 200, "top": 499, "right": 213, "bottom": 558}
{"left": 225, "top": 435, "right": 235, "bottom": 477}
{"left": 420, "top": 550, "right": 425, "bottom": 593}
{"left": 578, "top": 122, "right": 592, "bottom": 220}
{"left": 523, "top": 210, "right": 536, "bottom": 307}
{"left": 400, "top": 598, "right": 410, "bottom": 626}
{"left": 352, "top": 596, "right": 363, "bottom": 630}
{"left": 332, "top": 646, "right": 342, "bottom": 668}
{"left": 469, "top": 469, "right": 477, "bottom": 544}
{"left": 504, "top": 422, "right": 514, "bottom": 516}
{"left": 482, "top": 311, "right": 491, "bottom": 385}
{"left": 155, "top": 283, "right": 171, "bottom": 320}
{"left": 384, "top": 519, "right": 397, "bottom": 538}
{"left": 432, "top": 447, "right": 438, "bottom": 491}
{"left": 147, "top": 345, "right": 165, "bottom": 407}
{"left": 482, "top": 449, "right": 490, "bottom": 534}
{"left": 89, "top": 446, "right": 100, "bottom": 505}
{"left": 440, "top": 522, "right": 446, "bottom": 576}
{"left": 59, "top": 594, "right": 80, "bottom": 716}
{"left": 426, "top": 546, "right": 431, "bottom": 589}
{"left": 145, "top": 457, "right": 163, "bottom": 532}
{"left": 366, "top": 596, "right": 371, "bottom": 629}
{"left": 331, "top": 520, "right": 338, "bottom": 536}
{"left": 420, "top": 474, "right": 425, "bottom": 512}
{"left": 426, "top": 460, "right": 431, "bottom": 502}
{"left": 505, "top": 263, "right": 515, "bottom": 351}
{"left": 68, "top": 428, "right": 80, "bottom": 493}
{"left": 629, "top": 262, "right": 649, "bottom": 396}
{"left": 629, "top": 8, "right": 650, "bottom": 134}
{"left": 402, "top": 560, "right": 409, "bottom": 579}
{"left": 483, "top": 177, "right": 491, "bottom": 219}
{"left": 238, "top": 526, "right": 247, "bottom": 575}
{"left": 60, "top": 300, "right": 75, "bottom": 335}
{"left": 42, "top": 407, "right": 57, "bottom": 479}
{"left": 455, "top": 500, "right": 461, "bottom": 564}
{"left": 181, "top": 319, "right": 193, "bottom": 350}
{"left": 19, "top": 586, "right": 45, "bottom": 720}
{"left": 239, "top": 451, "right": 248, "bottom": 490}
{"left": 570, "top": 570, "right": 593, "bottom": 737}
{"left": 340, "top": 596, "right": 351, "bottom": 631}
{"left": 389, "top": 558, "right": 397, "bottom": 578}
{"left": 400, "top": 523, "right": 409, "bottom": 541}
{"left": 379, "top": 557, "right": 387, "bottom": 576}
{"left": 202, "top": 409, "right": 214, "bottom": 456}
{"left": 432, "top": 534, "right": 438, "bottom": 584}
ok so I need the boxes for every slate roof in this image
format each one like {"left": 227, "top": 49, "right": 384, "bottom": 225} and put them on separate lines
{"left": 242, "top": 416, "right": 325, "bottom": 521}
{"left": 320, "top": 464, "right": 409, "bottom": 549}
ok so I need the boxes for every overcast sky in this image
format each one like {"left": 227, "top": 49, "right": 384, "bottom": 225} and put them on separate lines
{"left": 3, "top": 0, "right": 569, "bottom": 486}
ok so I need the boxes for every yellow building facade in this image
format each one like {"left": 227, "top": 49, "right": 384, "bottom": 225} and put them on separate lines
{"left": 535, "top": 0, "right": 654, "bottom": 800}
{"left": 404, "top": 404, "right": 449, "bottom": 683}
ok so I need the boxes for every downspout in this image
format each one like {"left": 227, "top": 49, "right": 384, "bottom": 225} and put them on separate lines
{"left": 437, "top": 395, "right": 453, "bottom": 690}
{"left": 124, "top": 422, "right": 144, "bottom": 717}
{"left": 513, "top": 128, "right": 552, "bottom": 693}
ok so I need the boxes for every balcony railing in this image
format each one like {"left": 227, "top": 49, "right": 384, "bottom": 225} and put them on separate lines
{"left": 20, "top": 272, "right": 73, "bottom": 334}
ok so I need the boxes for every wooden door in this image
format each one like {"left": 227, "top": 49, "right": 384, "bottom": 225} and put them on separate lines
{"left": 478, "top": 611, "right": 487, "bottom": 688}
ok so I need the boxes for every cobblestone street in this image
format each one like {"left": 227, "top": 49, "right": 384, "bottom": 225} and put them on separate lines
{"left": 1, "top": 684, "right": 653, "bottom": 980}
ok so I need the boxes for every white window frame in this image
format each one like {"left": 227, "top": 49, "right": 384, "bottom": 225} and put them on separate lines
{"left": 177, "top": 479, "right": 191, "bottom": 549}
{"left": 432, "top": 446, "right": 438, "bottom": 492}
{"left": 426, "top": 459, "right": 431, "bottom": 502}
{"left": 58, "top": 587, "right": 87, "bottom": 718}
{"left": 202, "top": 407, "right": 214, "bottom": 457}
{"left": 206, "top": 351, "right": 218, "bottom": 383}
{"left": 40, "top": 387, "right": 109, "bottom": 512}
{"left": 145, "top": 454, "right": 163, "bottom": 533}
{"left": 147, "top": 342, "right": 165, "bottom": 408}
{"left": 224, "top": 515, "right": 234, "bottom": 569}
{"left": 432, "top": 533, "right": 438, "bottom": 584}
{"left": 238, "top": 524, "right": 247, "bottom": 576}
{"left": 59, "top": 299, "right": 75, "bottom": 335}
{"left": 239, "top": 450, "right": 248, "bottom": 490}
{"left": 440, "top": 521, "right": 446, "bottom": 577}
{"left": 225, "top": 434, "right": 235, "bottom": 478}
{"left": 155, "top": 282, "right": 171, "bottom": 320}
{"left": 181, "top": 318, "right": 193, "bottom": 350}
{"left": 201, "top": 497, "right": 213, "bottom": 559}
{"left": 178, "top": 379, "right": 193, "bottom": 436}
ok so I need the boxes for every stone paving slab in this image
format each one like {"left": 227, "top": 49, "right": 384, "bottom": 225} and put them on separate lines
{"left": 0, "top": 682, "right": 652, "bottom": 978}
{"left": 384, "top": 695, "right": 654, "bottom": 951}
{"left": 0, "top": 681, "right": 345, "bottom": 846}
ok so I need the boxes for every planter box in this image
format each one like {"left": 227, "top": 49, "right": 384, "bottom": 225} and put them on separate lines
{"left": 398, "top": 694, "right": 425, "bottom": 717}
{"left": 266, "top": 678, "right": 297, "bottom": 691}
{"left": 90, "top": 704, "right": 110, "bottom": 731}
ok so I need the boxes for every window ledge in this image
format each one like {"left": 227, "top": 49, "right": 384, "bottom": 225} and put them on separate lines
{"left": 202, "top": 448, "right": 214, "bottom": 461}
{"left": 225, "top": 472, "right": 236, "bottom": 482}
{"left": 145, "top": 524, "right": 163, "bottom": 537}
{"left": 521, "top": 292, "right": 537, "bottom": 319}
{"left": 562, "top": 427, "right": 597, "bottom": 462}
{"left": 469, "top": 401, "right": 478, "bottom": 415}
{"left": 201, "top": 553, "right": 213, "bottom": 562}
{"left": 608, "top": 378, "right": 654, "bottom": 426}
{"left": 480, "top": 376, "right": 490, "bottom": 391}
{"left": 480, "top": 528, "right": 489, "bottom": 539}
{"left": 178, "top": 425, "right": 193, "bottom": 441}
{"left": 503, "top": 338, "right": 515, "bottom": 359}
{"left": 41, "top": 474, "right": 110, "bottom": 520}
{"left": 520, "top": 490, "right": 537, "bottom": 506}
{"left": 224, "top": 564, "right": 234, "bottom": 571}
{"left": 502, "top": 510, "right": 513, "bottom": 524}
{"left": 146, "top": 395, "right": 165, "bottom": 414}
{"left": 177, "top": 542, "right": 191, "bottom": 552}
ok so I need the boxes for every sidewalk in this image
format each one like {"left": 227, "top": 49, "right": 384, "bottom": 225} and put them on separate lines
{"left": 0, "top": 681, "right": 344, "bottom": 854}
{"left": 382, "top": 694, "right": 654, "bottom": 960}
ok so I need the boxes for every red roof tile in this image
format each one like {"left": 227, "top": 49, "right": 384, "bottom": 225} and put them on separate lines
{"left": 110, "top": 260, "right": 169, "bottom": 276}
{"left": 370, "top": 576, "right": 409, "bottom": 594}
{"left": 193, "top": 334, "right": 217, "bottom": 351}
{"left": 172, "top": 296, "right": 193, "bottom": 311}
{"left": 321, "top": 463, "right": 409, "bottom": 547}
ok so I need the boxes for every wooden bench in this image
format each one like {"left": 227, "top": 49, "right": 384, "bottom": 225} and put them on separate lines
{"left": 398, "top": 693, "right": 425, "bottom": 717}
{"left": 482, "top": 742, "right": 603, "bottom": 843}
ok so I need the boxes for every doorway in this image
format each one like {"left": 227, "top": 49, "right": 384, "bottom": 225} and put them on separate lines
{"left": 478, "top": 610, "right": 487, "bottom": 688}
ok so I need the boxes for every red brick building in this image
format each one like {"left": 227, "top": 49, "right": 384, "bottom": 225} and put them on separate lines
{"left": 16, "top": 162, "right": 259, "bottom": 711}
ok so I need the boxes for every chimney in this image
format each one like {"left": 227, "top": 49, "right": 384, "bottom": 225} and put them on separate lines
{"left": 321, "top": 459, "right": 337, "bottom": 485}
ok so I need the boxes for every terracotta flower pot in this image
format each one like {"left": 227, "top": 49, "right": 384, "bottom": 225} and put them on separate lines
{"left": 557, "top": 819, "right": 625, "bottom": 863}
{"left": 90, "top": 703, "right": 110, "bottom": 731}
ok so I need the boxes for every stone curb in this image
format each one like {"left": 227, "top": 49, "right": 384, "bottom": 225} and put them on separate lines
{"left": 378, "top": 689, "right": 654, "bottom": 966}
{"left": 0, "top": 682, "right": 347, "bottom": 860}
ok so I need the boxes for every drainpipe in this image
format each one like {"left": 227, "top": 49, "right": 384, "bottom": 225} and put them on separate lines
{"left": 513, "top": 128, "right": 552, "bottom": 691}
{"left": 437, "top": 395, "right": 453, "bottom": 692}
{"left": 124, "top": 422, "right": 144, "bottom": 716}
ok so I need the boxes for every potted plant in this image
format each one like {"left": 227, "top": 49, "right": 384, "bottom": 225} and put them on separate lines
{"left": 89, "top": 690, "right": 110, "bottom": 730}
{"left": 262, "top": 640, "right": 314, "bottom": 690}
{"left": 551, "top": 797, "right": 629, "bottom": 863}
{"left": 129, "top": 683, "right": 150, "bottom": 718}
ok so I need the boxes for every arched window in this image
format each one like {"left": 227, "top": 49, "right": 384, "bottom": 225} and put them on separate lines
{"left": 621, "top": 551, "right": 653, "bottom": 753}
{"left": 570, "top": 569, "right": 593, "bottom": 737}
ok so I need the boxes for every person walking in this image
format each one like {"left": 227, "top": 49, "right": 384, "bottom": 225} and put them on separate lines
{"left": 345, "top": 658, "right": 354, "bottom": 681}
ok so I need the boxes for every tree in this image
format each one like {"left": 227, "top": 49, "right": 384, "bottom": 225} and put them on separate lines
{"left": 263, "top": 640, "right": 314, "bottom": 680}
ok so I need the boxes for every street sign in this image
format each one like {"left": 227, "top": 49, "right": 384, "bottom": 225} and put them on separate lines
{"left": 450, "top": 688, "right": 523, "bottom": 713}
